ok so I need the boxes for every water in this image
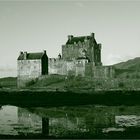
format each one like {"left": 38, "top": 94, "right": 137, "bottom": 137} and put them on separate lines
{"left": 0, "top": 105, "right": 140, "bottom": 138}
{"left": 0, "top": 105, "right": 42, "bottom": 136}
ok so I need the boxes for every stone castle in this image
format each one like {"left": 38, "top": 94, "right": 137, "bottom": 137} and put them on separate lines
{"left": 17, "top": 33, "right": 114, "bottom": 87}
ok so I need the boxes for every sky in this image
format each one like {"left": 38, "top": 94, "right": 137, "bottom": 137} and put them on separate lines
{"left": 0, "top": 0, "right": 140, "bottom": 77}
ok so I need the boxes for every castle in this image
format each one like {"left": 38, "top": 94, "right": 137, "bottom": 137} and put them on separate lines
{"left": 17, "top": 33, "right": 114, "bottom": 87}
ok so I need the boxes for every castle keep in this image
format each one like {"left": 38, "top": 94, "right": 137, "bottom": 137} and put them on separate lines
{"left": 62, "top": 33, "right": 102, "bottom": 65}
{"left": 17, "top": 33, "right": 114, "bottom": 87}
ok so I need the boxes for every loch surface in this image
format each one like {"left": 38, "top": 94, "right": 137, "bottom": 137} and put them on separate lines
{"left": 1, "top": 105, "right": 140, "bottom": 138}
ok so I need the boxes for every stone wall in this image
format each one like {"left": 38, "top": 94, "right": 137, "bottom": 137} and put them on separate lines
{"left": 48, "top": 58, "right": 76, "bottom": 76}
{"left": 17, "top": 59, "right": 42, "bottom": 87}
{"left": 48, "top": 58, "right": 89, "bottom": 77}
{"left": 17, "top": 58, "right": 115, "bottom": 88}
{"left": 85, "top": 63, "right": 115, "bottom": 79}
{"left": 66, "top": 61, "right": 76, "bottom": 75}
{"left": 75, "top": 59, "right": 88, "bottom": 76}
{"left": 62, "top": 41, "right": 90, "bottom": 61}
{"left": 93, "top": 66, "right": 115, "bottom": 79}
{"left": 17, "top": 59, "right": 42, "bottom": 78}
{"left": 48, "top": 58, "right": 67, "bottom": 75}
{"left": 48, "top": 58, "right": 115, "bottom": 78}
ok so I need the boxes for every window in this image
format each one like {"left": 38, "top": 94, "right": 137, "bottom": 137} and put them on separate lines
{"left": 78, "top": 61, "right": 81, "bottom": 64}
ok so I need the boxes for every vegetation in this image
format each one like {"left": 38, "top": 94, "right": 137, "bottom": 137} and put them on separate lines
{"left": 0, "top": 75, "right": 140, "bottom": 91}
{"left": 0, "top": 77, "right": 17, "bottom": 88}
{"left": 25, "top": 75, "right": 140, "bottom": 91}
{"left": 114, "top": 57, "right": 140, "bottom": 79}
{"left": 25, "top": 78, "right": 38, "bottom": 87}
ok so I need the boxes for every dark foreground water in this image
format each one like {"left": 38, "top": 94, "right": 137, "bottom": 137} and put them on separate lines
{"left": 1, "top": 105, "right": 140, "bottom": 138}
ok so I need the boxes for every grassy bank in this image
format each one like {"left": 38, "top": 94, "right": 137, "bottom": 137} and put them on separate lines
{"left": 24, "top": 75, "right": 140, "bottom": 91}
{"left": 0, "top": 77, "right": 17, "bottom": 88}
{"left": 0, "top": 75, "right": 140, "bottom": 92}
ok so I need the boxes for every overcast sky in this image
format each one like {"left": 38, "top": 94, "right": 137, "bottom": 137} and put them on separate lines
{"left": 0, "top": 0, "right": 140, "bottom": 77}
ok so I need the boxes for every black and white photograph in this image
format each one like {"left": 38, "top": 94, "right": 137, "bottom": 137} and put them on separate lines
{"left": 0, "top": 0, "right": 140, "bottom": 139}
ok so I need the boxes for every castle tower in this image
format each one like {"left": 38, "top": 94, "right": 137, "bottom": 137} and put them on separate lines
{"left": 62, "top": 33, "right": 102, "bottom": 66}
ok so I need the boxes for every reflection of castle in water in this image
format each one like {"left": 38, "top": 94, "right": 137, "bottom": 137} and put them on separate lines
{"left": 17, "top": 106, "right": 140, "bottom": 137}
{"left": 17, "top": 107, "right": 115, "bottom": 136}
{"left": 18, "top": 108, "right": 42, "bottom": 134}
{"left": 1, "top": 105, "right": 140, "bottom": 137}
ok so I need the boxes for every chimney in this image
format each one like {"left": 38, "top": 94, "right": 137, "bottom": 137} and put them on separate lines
{"left": 43, "top": 50, "right": 46, "bottom": 54}
{"left": 20, "top": 51, "right": 23, "bottom": 55}
{"left": 24, "top": 52, "right": 27, "bottom": 60}
{"left": 90, "top": 33, "right": 95, "bottom": 38}
{"left": 68, "top": 35, "right": 73, "bottom": 40}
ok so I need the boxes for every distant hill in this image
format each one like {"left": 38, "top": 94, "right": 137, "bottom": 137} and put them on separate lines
{"left": 113, "top": 57, "right": 140, "bottom": 78}
{"left": 114, "top": 57, "right": 140, "bottom": 70}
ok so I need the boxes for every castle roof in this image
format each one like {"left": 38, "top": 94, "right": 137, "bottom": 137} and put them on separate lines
{"left": 17, "top": 52, "right": 45, "bottom": 60}
{"left": 66, "top": 36, "right": 91, "bottom": 45}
